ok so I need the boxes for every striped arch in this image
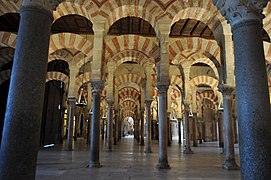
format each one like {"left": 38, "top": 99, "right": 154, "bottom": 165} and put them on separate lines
{"left": 99, "top": 1, "right": 164, "bottom": 33}
{"left": 196, "top": 91, "right": 218, "bottom": 106}
{"left": 203, "top": 104, "right": 217, "bottom": 110}
{"left": 190, "top": 76, "right": 219, "bottom": 91}
{"left": 48, "top": 49, "right": 75, "bottom": 63}
{"left": 263, "top": 2, "right": 271, "bottom": 38}
{"left": 192, "top": 57, "right": 219, "bottom": 79}
{"left": 0, "top": 69, "right": 11, "bottom": 85}
{"left": 170, "top": 86, "right": 182, "bottom": 101}
{"left": 115, "top": 74, "right": 144, "bottom": 87}
{"left": 75, "top": 72, "right": 91, "bottom": 91}
{"left": 168, "top": 1, "right": 225, "bottom": 34}
{"left": 264, "top": 42, "right": 271, "bottom": 64}
{"left": 46, "top": 71, "right": 69, "bottom": 86}
{"left": 120, "top": 99, "right": 137, "bottom": 109}
{"left": 53, "top": 2, "right": 97, "bottom": 22}
{"left": 118, "top": 87, "right": 140, "bottom": 101}
{"left": 0, "top": 47, "right": 14, "bottom": 67}
{"left": 170, "top": 75, "right": 182, "bottom": 88}
{"left": 49, "top": 33, "right": 93, "bottom": 58}
{"left": 169, "top": 37, "right": 221, "bottom": 67}
{"left": 111, "top": 50, "right": 154, "bottom": 67}
{"left": 0, "top": 32, "right": 17, "bottom": 48}
{"left": 122, "top": 110, "right": 135, "bottom": 119}
{"left": 0, "top": 0, "right": 20, "bottom": 15}
{"left": 104, "top": 35, "right": 159, "bottom": 63}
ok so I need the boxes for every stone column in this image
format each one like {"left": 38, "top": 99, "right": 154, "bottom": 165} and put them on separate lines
{"left": 214, "top": 0, "right": 271, "bottom": 178}
{"left": 183, "top": 103, "right": 193, "bottom": 154}
{"left": 0, "top": 1, "right": 60, "bottom": 179}
{"left": 88, "top": 80, "right": 104, "bottom": 168}
{"left": 145, "top": 100, "right": 153, "bottom": 153}
{"left": 192, "top": 113, "right": 198, "bottom": 147}
{"left": 114, "top": 108, "right": 119, "bottom": 145}
{"left": 219, "top": 84, "right": 239, "bottom": 170}
{"left": 156, "top": 82, "right": 170, "bottom": 169}
{"left": 178, "top": 118, "right": 182, "bottom": 144}
{"left": 218, "top": 111, "right": 224, "bottom": 148}
{"left": 67, "top": 97, "right": 76, "bottom": 150}
{"left": 106, "top": 99, "right": 114, "bottom": 152}
{"left": 140, "top": 109, "right": 145, "bottom": 146}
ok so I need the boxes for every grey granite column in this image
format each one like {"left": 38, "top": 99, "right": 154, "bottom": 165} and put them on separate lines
{"left": 106, "top": 99, "right": 114, "bottom": 152}
{"left": 114, "top": 108, "right": 119, "bottom": 145}
{"left": 88, "top": 80, "right": 104, "bottom": 168}
{"left": 140, "top": 109, "right": 145, "bottom": 146}
{"left": 145, "top": 100, "right": 153, "bottom": 153}
{"left": 156, "top": 82, "right": 170, "bottom": 169}
{"left": 214, "top": 1, "right": 271, "bottom": 178}
{"left": 67, "top": 97, "right": 76, "bottom": 150}
{"left": 0, "top": 1, "right": 60, "bottom": 179}
{"left": 192, "top": 113, "right": 198, "bottom": 147}
{"left": 219, "top": 84, "right": 239, "bottom": 170}
{"left": 183, "top": 103, "right": 193, "bottom": 154}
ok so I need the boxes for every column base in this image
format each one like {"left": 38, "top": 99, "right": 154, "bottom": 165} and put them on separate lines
{"left": 183, "top": 146, "right": 194, "bottom": 154}
{"left": 223, "top": 160, "right": 239, "bottom": 170}
{"left": 88, "top": 161, "right": 102, "bottom": 168}
{"left": 156, "top": 162, "right": 171, "bottom": 169}
{"left": 193, "top": 142, "right": 198, "bottom": 147}
{"left": 144, "top": 147, "right": 153, "bottom": 153}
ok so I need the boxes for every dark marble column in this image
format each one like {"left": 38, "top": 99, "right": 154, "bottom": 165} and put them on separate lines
{"left": 114, "top": 108, "right": 119, "bottom": 145}
{"left": 183, "top": 103, "right": 193, "bottom": 154}
{"left": 218, "top": 111, "right": 224, "bottom": 148}
{"left": 106, "top": 99, "right": 114, "bottom": 152}
{"left": 0, "top": 1, "right": 59, "bottom": 179}
{"left": 214, "top": 1, "right": 271, "bottom": 178}
{"left": 86, "top": 111, "right": 92, "bottom": 144}
{"left": 192, "top": 113, "right": 198, "bottom": 147}
{"left": 88, "top": 80, "right": 104, "bottom": 168}
{"left": 145, "top": 100, "right": 152, "bottom": 153}
{"left": 219, "top": 84, "right": 239, "bottom": 170}
{"left": 67, "top": 97, "right": 76, "bottom": 150}
{"left": 140, "top": 109, "right": 145, "bottom": 146}
{"left": 156, "top": 82, "right": 170, "bottom": 169}
{"left": 178, "top": 118, "right": 182, "bottom": 144}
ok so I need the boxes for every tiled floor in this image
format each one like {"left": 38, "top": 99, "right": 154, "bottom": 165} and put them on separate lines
{"left": 36, "top": 136, "right": 241, "bottom": 180}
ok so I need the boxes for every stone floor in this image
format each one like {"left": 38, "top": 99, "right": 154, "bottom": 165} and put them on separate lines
{"left": 36, "top": 136, "right": 241, "bottom": 180}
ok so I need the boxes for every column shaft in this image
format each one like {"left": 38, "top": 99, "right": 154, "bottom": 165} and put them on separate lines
{"left": 220, "top": 85, "right": 239, "bottom": 170}
{"left": 67, "top": 98, "right": 76, "bottom": 150}
{"left": 233, "top": 21, "right": 271, "bottom": 177}
{"left": 145, "top": 100, "right": 152, "bottom": 153}
{"left": 0, "top": 5, "right": 53, "bottom": 179}
{"left": 192, "top": 113, "right": 198, "bottom": 147}
{"left": 156, "top": 84, "right": 170, "bottom": 169}
{"left": 106, "top": 100, "right": 113, "bottom": 152}
{"left": 88, "top": 81, "right": 103, "bottom": 168}
{"left": 140, "top": 110, "right": 144, "bottom": 146}
{"left": 114, "top": 109, "right": 119, "bottom": 145}
{"left": 183, "top": 106, "right": 193, "bottom": 154}
{"left": 218, "top": 111, "right": 224, "bottom": 148}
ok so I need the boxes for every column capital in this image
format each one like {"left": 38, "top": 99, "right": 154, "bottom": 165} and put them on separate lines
{"left": 68, "top": 97, "right": 76, "bottom": 102}
{"left": 213, "top": 0, "right": 268, "bottom": 28}
{"left": 145, "top": 100, "right": 152, "bottom": 107}
{"left": 106, "top": 98, "right": 114, "bottom": 106}
{"left": 156, "top": 81, "right": 169, "bottom": 93}
{"left": 218, "top": 83, "right": 235, "bottom": 96}
{"left": 184, "top": 102, "right": 190, "bottom": 112}
{"left": 22, "top": 0, "right": 63, "bottom": 13}
{"left": 90, "top": 80, "right": 104, "bottom": 94}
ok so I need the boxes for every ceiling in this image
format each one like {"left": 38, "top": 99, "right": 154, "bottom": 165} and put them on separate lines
{"left": 1, "top": 13, "right": 270, "bottom": 42}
